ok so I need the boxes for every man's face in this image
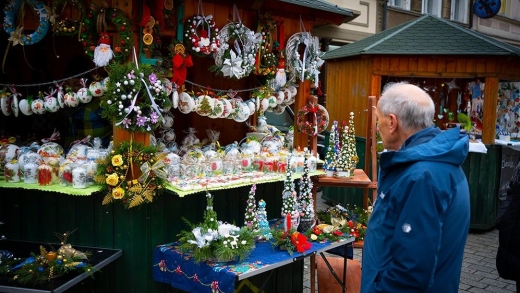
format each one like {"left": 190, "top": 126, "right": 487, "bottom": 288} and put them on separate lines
{"left": 376, "top": 106, "right": 398, "bottom": 151}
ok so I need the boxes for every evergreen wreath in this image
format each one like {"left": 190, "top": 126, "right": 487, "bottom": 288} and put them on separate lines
{"left": 285, "top": 32, "right": 324, "bottom": 85}
{"left": 183, "top": 14, "right": 220, "bottom": 56}
{"left": 3, "top": 0, "right": 50, "bottom": 46}
{"left": 211, "top": 22, "right": 262, "bottom": 79}
{"left": 95, "top": 141, "right": 168, "bottom": 209}
{"left": 296, "top": 103, "right": 329, "bottom": 136}
{"left": 100, "top": 62, "right": 171, "bottom": 133}
{"left": 51, "top": 0, "right": 86, "bottom": 37}
{"left": 79, "top": 6, "right": 133, "bottom": 63}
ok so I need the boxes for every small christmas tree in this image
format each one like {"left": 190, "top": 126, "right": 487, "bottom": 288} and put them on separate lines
{"left": 323, "top": 121, "right": 339, "bottom": 171}
{"left": 347, "top": 112, "right": 359, "bottom": 174}
{"left": 281, "top": 165, "right": 297, "bottom": 217}
{"left": 297, "top": 151, "right": 315, "bottom": 232}
{"left": 244, "top": 184, "right": 259, "bottom": 231}
{"left": 336, "top": 123, "right": 351, "bottom": 175}
{"left": 202, "top": 192, "right": 219, "bottom": 231}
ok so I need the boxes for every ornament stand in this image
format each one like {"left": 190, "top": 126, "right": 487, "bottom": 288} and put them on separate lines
{"left": 309, "top": 96, "right": 379, "bottom": 293}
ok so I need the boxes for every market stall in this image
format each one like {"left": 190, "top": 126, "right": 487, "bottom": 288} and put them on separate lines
{"left": 0, "top": 0, "right": 361, "bottom": 292}
{"left": 321, "top": 14, "right": 520, "bottom": 230}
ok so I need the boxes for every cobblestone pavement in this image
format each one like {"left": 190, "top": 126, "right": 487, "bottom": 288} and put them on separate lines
{"left": 303, "top": 192, "right": 517, "bottom": 293}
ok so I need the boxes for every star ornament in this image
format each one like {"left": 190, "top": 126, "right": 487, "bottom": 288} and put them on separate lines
{"left": 444, "top": 79, "right": 460, "bottom": 93}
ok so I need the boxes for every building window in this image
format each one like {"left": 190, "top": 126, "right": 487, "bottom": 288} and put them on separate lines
{"left": 389, "top": 0, "right": 411, "bottom": 10}
{"left": 451, "top": 0, "right": 468, "bottom": 23}
{"left": 422, "top": 0, "right": 442, "bottom": 17}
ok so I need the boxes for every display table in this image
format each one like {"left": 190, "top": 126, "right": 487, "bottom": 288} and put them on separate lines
{"left": 153, "top": 236, "right": 354, "bottom": 293}
{"left": 0, "top": 239, "right": 122, "bottom": 293}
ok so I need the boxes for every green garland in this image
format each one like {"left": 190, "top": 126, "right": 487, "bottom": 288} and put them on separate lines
{"left": 100, "top": 62, "right": 171, "bottom": 133}
{"left": 80, "top": 6, "right": 133, "bottom": 63}
{"left": 0, "top": 246, "right": 95, "bottom": 286}
{"left": 94, "top": 141, "right": 168, "bottom": 209}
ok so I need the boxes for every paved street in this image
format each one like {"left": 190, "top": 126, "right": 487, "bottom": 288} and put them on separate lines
{"left": 303, "top": 192, "right": 517, "bottom": 292}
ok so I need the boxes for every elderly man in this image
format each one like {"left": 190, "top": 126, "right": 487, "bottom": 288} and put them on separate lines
{"left": 361, "top": 82, "right": 470, "bottom": 293}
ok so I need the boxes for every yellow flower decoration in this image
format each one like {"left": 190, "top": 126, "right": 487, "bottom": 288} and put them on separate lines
{"left": 106, "top": 173, "right": 119, "bottom": 186}
{"left": 111, "top": 155, "right": 124, "bottom": 166}
{"left": 112, "top": 187, "right": 125, "bottom": 199}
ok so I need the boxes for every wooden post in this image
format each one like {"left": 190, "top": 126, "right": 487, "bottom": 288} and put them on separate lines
{"left": 293, "top": 80, "right": 312, "bottom": 150}
{"left": 482, "top": 77, "right": 499, "bottom": 144}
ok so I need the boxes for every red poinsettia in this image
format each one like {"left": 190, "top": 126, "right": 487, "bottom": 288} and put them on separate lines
{"left": 291, "top": 232, "right": 312, "bottom": 253}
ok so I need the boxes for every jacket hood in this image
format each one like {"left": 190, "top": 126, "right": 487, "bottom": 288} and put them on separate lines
{"left": 379, "top": 127, "right": 469, "bottom": 170}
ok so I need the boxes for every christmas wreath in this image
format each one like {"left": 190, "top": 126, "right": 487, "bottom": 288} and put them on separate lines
{"left": 183, "top": 14, "right": 220, "bottom": 56}
{"left": 3, "top": 0, "right": 50, "bottom": 46}
{"left": 80, "top": 5, "right": 133, "bottom": 63}
{"left": 100, "top": 62, "right": 171, "bottom": 133}
{"left": 51, "top": 0, "right": 86, "bottom": 37}
{"left": 95, "top": 141, "right": 168, "bottom": 209}
{"left": 296, "top": 103, "right": 329, "bottom": 136}
{"left": 285, "top": 32, "right": 324, "bottom": 86}
{"left": 211, "top": 22, "right": 262, "bottom": 79}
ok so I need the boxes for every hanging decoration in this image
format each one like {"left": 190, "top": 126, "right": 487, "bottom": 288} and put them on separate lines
{"left": 211, "top": 5, "right": 262, "bottom": 79}
{"left": 296, "top": 102, "right": 329, "bottom": 136}
{"left": 80, "top": 4, "right": 133, "bottom": 65}
{"left": 253, "top": 12, "right": 279, "bottom": 80}
{"left": 95, "top": 141, "right": 168, "bottom": 209}
{"left": 285, "top": 21, "right": 324, "bottom": 87}
{"left": 100, "top": 60, "right": 171, "bottom": 133}
{"left": 184, "top": 0, "right": 220, "bottom": 57}
{"left": 3, "top": 0, "right": 50, "bottom": 46}
{"left": 50, "top": 0, "right": 86, "bottom": 37}
{"left": 171, "top": 44, "right": 193, "bottom": 87}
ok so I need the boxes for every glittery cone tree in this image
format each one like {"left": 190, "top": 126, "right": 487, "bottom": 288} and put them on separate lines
{"left": 202, "top": 192, "right": 219, "bottom": 231}
{"left": 244, "top": 184, "right": 259, "bottom": 231}
{"left": 347, "top": 111, "right": 359, "bottom": 174}
{"left": 336, "top": 123, "right": 351, "bottom": 173}
{"left": 297, "top": 152, "right": 315, "bottom": 232}
{"left": 323, "top": 121, "right": 339, "bottom": 171}
{"left": 281, "top": 165, "right": 297, "bottom": 216}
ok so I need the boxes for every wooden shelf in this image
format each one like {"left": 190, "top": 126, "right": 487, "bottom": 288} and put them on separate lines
{"left": 314, "top": 169, "right": 377, "bottom": 189}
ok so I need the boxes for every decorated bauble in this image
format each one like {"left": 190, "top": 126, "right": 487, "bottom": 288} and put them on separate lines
{"left": 234, "top": 101, "right": 251, "bottom": 123}
{"left": 64, "top": 92, "right": 79, "bottom": 107}
{"left": 172, "top": 91, "right": 179, "bottom": 109}
{"left": 18, "top": 151, "right": 42, "bottom": 166}
{"left": 162, "top": 78, "right": 173, "bottom": 96}
{"left": 196, "top": 95, "right": 214, "bottom": 116}
{"left": 89, "top": 82, "right": 105, "bottom": 97}
{"left": 260, "top": 98, "right": 270, "bottom": 112}
{"left": 178, "top": 92, "right": 195, "bottom": 114}
{"left": 38, "top": 142, "right": 64, "bottom": 163}
{"left": 44, "top": 97, "right": 60, "bottom": 113}
{"left": 208, "top": 99, "right": 224, "bottom": 119}
{"left": 276, "top": 91, "right": 285, "bottom": 104}
{"left": 0, "top": 144, "right": 20, "bottom": 166}
{"left": 162, "top": 114, "right": 174, "bottom": 128}
{"left": 268, "top": 95, "right": 277, "bottom": 108}
{"left": 77, "top": 87, "right": 92, "bottom": 103}
{"left": 101, "top": 77, "right": 110, "bottom": 91}
{"left": 220, "top": 98, "right": 232, "bottom": 118}
{"left": 10, "top": 92, "right": 19, "bottom": 117}
{"left": 31, "top": 98, "right": 46, "bottom": 115}
{"left": 19, "top": 99, "right": 33, "bottom": 116}
{"left": 1, "top": 93, "right": 12, "bottom": 116}
{"left": 247, "top": 100, "right": 256, "bottom": 114}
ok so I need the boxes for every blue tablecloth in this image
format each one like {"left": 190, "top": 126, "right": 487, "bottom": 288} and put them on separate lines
{"left": 153, "top": 238, "right": 353, "bottom": 293}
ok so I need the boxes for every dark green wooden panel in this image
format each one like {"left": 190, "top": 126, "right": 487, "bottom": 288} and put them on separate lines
{"left": 0, "top": 181, "right": 303, "bottom": 293}
{"left": 322, "top": 136, "right": 368, "bottom": 208}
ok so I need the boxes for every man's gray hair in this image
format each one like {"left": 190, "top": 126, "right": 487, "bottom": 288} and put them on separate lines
{"left": 378, "top": 82, "right": 435, "bottom": 132}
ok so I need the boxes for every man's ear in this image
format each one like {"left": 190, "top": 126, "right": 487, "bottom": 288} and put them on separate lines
{"left": 388, "top": 113, "right": 398, "bottom": 134}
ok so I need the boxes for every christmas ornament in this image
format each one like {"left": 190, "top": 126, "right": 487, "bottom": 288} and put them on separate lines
{"left": 51, "top": 0, "right": 86, "bottom": 37}
{"left": 93, "top": 32, "right": 114, "bottom": 67}
{"left": 296, "top": 102, "right": 329, "bottom": 136}
{"left": 184, "top": 10, "right": 220, "bottom": 56}
{"left": 170, "top": 44, "right": 193, "bottom": 87}
{"left": 3, "top": 0, "right": 50, "bottom": 46}
{"left": 286, "top": 31, "right": 324, "bottom": 86}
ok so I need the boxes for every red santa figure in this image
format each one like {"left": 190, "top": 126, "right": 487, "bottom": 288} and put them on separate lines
{"left": 94, "top": 32, "right": 114, "bottom": 67}
{"left": 171, "top": 44, "right": 193, "bottom": 87}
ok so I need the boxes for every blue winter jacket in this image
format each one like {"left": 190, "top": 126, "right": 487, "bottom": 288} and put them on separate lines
{"left": 361, "top": 127, "right": 470, "bottom": 293}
